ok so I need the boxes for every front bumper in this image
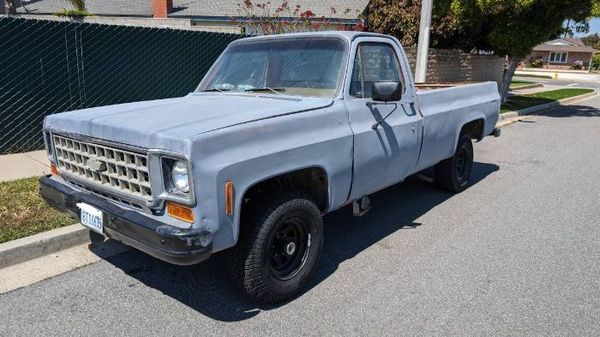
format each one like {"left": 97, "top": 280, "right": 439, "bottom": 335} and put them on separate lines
{"left": 39, "top": 175, "right": 212, "bottom": 265}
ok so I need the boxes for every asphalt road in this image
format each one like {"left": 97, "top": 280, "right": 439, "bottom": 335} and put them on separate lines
{"left": 2, "top": 97, "right": 600, "bottom": 336}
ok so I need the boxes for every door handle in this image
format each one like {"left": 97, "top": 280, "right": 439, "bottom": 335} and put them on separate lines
{"left": 408, "top": 103, "right": 417, "bottom": 116}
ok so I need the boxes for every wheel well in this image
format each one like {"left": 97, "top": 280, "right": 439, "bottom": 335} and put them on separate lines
{"left": 461, "top": 119, "right": 484, "bottom": 141}
{"left": 242, "top": 167, "right": 329, "bottom": 212}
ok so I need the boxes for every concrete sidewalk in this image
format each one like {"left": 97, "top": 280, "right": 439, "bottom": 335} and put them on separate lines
{"left": 0, "top": 150, "right": 50, "bottom": 182}
{"left": 516, "top": 70, "right": 600, "bottom": 83}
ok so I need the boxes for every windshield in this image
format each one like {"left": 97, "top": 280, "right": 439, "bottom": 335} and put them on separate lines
{"left": 197, "top": 37, "right": 347, "bottom": 98}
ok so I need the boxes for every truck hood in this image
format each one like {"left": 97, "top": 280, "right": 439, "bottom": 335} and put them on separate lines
{"left": 44, "top": 93, "right": 332, "bottom": 152}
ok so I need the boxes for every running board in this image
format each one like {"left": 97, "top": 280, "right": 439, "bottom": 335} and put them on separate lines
{"left": 353, "top": 195, "right": 371, "bottom": 216}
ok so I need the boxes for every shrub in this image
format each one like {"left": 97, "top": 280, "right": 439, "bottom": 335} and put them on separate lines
{"left": 572, "top": 60, "right": 584, "bottom": 70}
{"left": 54, "top": 0, "right": 90, "bottom": 18}
{"left": 236, "top": 1, "right": 363, "bottom": 35}
{"left": 528, "top": 56, "right": 545, "bottom": 68}
{"left": 54, "top": 9, "right": 93, "bottom": 17}
{"left": 592, "top": 54, "right": 600, "bottom": 70}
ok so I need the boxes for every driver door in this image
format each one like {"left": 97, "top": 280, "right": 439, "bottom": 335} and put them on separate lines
{"left": 347, "top": 39, "right": 423, "bottom": 199}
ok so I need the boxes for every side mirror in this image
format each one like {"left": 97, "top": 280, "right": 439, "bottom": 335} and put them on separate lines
{"left": 372, "top": 81, "right": 402, "bottom": 102}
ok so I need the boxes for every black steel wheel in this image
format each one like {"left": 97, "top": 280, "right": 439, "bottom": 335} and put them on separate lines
{"left": 231, "top": 192, "right": 323, "bottom": 303}
{"left": 434, "top": 134, "right": 474, "bottom": 192}
{"left": 268, "top": 217, "right": 311, "bottom": 281}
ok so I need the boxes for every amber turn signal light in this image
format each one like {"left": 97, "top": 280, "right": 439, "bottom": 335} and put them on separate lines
{"left": 50, "top": 163, "right": 60, "bottom": 176}
{"left": 225, "top": 181, "right": 234, "bottom": 215}
{"left": 167, "top": 202, "right": 195, "bottom": 223}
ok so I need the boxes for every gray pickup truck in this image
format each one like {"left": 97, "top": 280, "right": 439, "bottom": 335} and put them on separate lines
{"left": 40, "top": 31, "right": 500, "bottom": 302}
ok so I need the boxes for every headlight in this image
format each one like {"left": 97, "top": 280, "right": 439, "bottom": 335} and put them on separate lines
{"left": 170, "top": 160, "right": 190, "bottom": 193}
{"left": 150, "top": 151, "right": 195, "bottom": 206}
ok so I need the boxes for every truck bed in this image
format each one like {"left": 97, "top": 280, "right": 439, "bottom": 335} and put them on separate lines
{"left": 414, "top": 81, "right": 501, "bottom": 171}
{"left": 415, "top": 81, "right": 490, "bottom": 91}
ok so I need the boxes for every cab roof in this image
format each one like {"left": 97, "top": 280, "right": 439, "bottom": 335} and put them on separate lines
{"left": 233, "top": 31, "right": 395, "bottom": 44}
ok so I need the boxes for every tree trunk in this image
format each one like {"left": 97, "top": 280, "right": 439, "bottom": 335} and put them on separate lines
{"left": 499, "top": 56, "right": 518, "bottom": 103}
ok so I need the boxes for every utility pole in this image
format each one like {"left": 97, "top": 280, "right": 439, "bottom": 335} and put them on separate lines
{"left": 415, "top": 0, "right": 433, "bottom": 83}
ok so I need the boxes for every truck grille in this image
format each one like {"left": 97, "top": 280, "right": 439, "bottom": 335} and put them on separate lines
{"left": 53, "top": 135, "right": 153, "bottom": 203}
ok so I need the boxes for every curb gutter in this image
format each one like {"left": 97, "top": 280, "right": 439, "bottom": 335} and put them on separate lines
{"left": 0, "top": 224, "right": 88, "bottom": 269}
{"left": 496, "top": 90, "right": 598, "bottom": 128}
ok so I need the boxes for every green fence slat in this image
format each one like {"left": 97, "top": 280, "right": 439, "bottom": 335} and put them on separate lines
{"left": 0, "top": 17, "right": 242, "bottom": 154}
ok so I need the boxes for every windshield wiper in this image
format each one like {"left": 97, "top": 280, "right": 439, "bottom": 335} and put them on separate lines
{"left": 200, "top": 87, "right": 230, "bottom": 92}
{"left": 245, "top": 87, "right": 286, "bottom": 95}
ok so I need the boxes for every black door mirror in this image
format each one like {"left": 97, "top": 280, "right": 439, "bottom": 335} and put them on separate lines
{"left": 371, "top": 81, "right": 402, "bottom": 102}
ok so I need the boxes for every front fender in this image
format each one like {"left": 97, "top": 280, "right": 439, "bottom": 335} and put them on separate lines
{"left": 189, "top": 102, "right": 354, "bottom": 252}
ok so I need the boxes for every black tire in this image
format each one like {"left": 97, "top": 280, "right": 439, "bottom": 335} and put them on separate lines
{"left": 231, "top": 192, "right": 324, "bottom": 303}
{"left": 434, "top": 134, "right": 473, "bottom": 192}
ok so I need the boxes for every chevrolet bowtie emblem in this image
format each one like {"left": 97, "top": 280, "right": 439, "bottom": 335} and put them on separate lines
{"left": 86, "top": 157, "right": 107, "bottom": 172}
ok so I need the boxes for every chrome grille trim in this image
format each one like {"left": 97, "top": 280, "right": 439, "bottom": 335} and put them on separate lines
{"left": 67, "top": 180, "right": 148, "bottom": 212}
{"left": 53, "top": 134, "right": 153, "bottom": 203}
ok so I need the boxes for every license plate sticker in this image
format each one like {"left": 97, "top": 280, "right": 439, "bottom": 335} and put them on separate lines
{"left": 77, "top": 202, "right": 104, "bottom": 234}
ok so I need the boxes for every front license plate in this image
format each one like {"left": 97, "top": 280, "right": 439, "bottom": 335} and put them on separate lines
{"left": 77, "top": 202, "right": 104, "bottom": 234}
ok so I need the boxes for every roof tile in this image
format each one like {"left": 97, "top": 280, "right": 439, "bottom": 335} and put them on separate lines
{"left": 15, "top": 0, "right": 367, "bottom": 20}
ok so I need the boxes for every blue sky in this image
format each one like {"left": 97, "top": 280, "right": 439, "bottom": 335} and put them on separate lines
{"left": 574, "top": 18, "right": 600, "bottom": 36}
{"left": 588, "top": 18, "right": 600, "bottom": 35}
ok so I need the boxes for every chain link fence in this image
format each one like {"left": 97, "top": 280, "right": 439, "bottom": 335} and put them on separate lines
{"left": 0, "top": 17, "right": 242, "bottom": 154}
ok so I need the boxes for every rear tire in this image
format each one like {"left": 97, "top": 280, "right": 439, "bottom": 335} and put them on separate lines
{"left": 434, "top": 134, "right": 473, "bottom": 192}
{"left": 232, "top": 192, "right": 324, "bottom": 303}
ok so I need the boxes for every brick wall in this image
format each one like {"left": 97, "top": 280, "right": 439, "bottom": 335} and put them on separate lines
{"left": 405, "top": 47, "right": 505, "bottom": 85}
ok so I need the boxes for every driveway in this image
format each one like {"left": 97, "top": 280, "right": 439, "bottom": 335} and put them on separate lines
{"left": 1, "top": 98, "right": 600, "bottom": 336}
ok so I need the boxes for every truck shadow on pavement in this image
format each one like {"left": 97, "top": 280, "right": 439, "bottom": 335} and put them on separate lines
{"left": 533, "top": 103, "right": 600, "bottom": 118}
{"left": 93, "top": 161, "right": 499, "bottom": 322}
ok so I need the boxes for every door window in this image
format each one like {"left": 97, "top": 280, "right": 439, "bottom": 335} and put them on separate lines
{"left": 350, "top": 43, "right": 404, "bottom": 98}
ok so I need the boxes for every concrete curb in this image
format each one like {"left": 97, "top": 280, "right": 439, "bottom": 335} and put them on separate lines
{"left": 510, "top": 83, "right": 544, "bottom": 91}
{"left": 497, "top": 90, "right": 598, "bottom": 128}
{"left": 0, "top": 224, "right": 88, "bottom": 269}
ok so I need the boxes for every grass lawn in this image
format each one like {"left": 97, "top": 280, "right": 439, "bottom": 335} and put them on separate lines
{"left": 510, "top": 80, "right": 536, "bottom": 89}
{"left": 0, "top": 177, "right": 73, "bottom": 244}
{"left": 514, "top": 73, "right": 554, "bottom": 79}
{"left": 501, "top": 88, "right": 595, "bottom": 114}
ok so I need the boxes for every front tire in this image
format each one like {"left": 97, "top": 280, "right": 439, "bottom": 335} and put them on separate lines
{"left": 434, "top": 134, "right": 474, "bottom": 192}
{"left": 232, "top": 193, "right": 324, "bottom": 303}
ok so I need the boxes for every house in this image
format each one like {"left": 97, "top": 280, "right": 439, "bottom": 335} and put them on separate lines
{"left": 2, "top": 0, "right": 368, "bottom": 33}
{"left": 525, "top": 38, "right": 598, "bottom": 70}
